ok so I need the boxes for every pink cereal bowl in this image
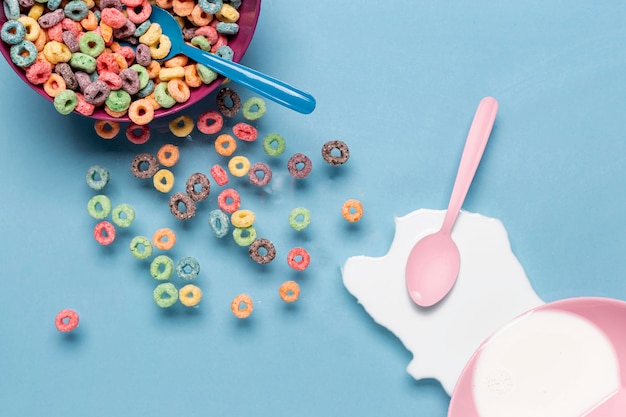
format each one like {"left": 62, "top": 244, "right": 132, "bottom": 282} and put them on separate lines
{"left": 448, "top": 296, "right": 626, "bottom": 417}
{"left": 0, "top": 0, "right": 261, "bottom": 122}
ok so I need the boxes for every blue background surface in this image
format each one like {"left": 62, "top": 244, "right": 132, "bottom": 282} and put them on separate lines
{"left": 1, "top": 1, "right": 626, "bottom": 416}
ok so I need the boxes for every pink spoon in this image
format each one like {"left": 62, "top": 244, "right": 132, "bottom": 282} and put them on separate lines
{"left": 405, "top": 97, "right": 498, "bottom": 307}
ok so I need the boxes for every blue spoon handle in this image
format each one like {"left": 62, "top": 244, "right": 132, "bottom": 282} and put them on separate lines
{"left": 181, "top": 44, "right": 316, "bottom": 114}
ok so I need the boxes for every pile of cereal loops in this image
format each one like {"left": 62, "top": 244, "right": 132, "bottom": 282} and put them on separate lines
{"left": 80, "top": 87, "right": 358, "bottom": 323}
{"left": 1, "top": 0, "right": 244, "bottom": 121}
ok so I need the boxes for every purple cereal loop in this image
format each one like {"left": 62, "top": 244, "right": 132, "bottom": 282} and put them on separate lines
{"left": 62, "top": 30, "right": 80, "bottom": 52}
{"left": 99, "top": 0, "right": 123, "bottom": 10}
{"left": 38, "top": 9, "right": 65, "bottom": 29}
{"left": 135, "top": 44, "right": 151, "bottom": 66}
{"left": 83, "top": 80, "right": 110, "bottom": 106}
{"left": 18, "top": 0, "right": 35, "bottom": 8}
{"left": 183, "top": 27, "right": 199, "bottom": 41}
{"left": 74, "top": 71, "right": 92, "bottom": 92}
{"left": 119, "top": 68, "right": 140, "bottom": 95}
{"left": 113, "top": 19, "right": 136, "bottom": 39}
{"left": 54, "top": 62, "right": 78, "bottom": 90}
{"left": 287, "top": 153, "right": 313, "bottom": 179}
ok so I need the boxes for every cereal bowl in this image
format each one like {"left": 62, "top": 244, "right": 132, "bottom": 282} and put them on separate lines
{"left": 0, "top": 0, "right": 261, "bottom": 122}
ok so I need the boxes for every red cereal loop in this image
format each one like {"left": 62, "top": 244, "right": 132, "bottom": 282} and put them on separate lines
{"left": 55, "top": 308, "right": 80, "bottom": 332}
{"left": 211, "top": 34, "right": 227, "bottom": 53}
{"left": 217, "top": 188, "right": 240, "bottom": 213}
{"left": 126, "top": 123, "right": 151, "bottom": 144}
{"left": 100, "top": 7, "right": 127, "bottom": 29}
{"left": 94, "top": 221, "right": 116, "bottom": 245}
{"left": 210, "top": 164, "right": 229, "bottom": 186}
{"left": 287, "top": 247, "right": 310, "bottom": 271}
{"left": 25, "top": 60, "right": 52, "bottom": 85}
{"left": 197, "top": 110, "right": 223, "bottom": 134}
{"left": 99, "top": 71, "right": 123, "bottom": 90}
{"left": 232, "top": 122, "right": 258, "bottom": 142}
{"left": 96, "top": 52, "right": 121, "bottom": 74}
{"left": 116, "top": 45, "right": 136, "bottom": 66}
{"left": 75, "top": 93, "right": 95, "bottom": 116}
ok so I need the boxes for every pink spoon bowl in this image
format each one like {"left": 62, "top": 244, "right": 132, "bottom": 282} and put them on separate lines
{"left": 448, "top": 297, "right": 626, "bottom": 417}
{"left": 0, "top": 0, "right": 260, "bottom": 122}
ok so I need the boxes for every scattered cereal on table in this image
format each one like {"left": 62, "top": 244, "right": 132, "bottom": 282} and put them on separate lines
{"left": 111, "top": 203, "right": 135, "bottom": 228}
{"left": 231, "top": 293, "right": 253, "bottom": 319}
{"left": 153, "top": 282, "right": 178, "bottom": 308}
{"left": 279, "top": 281, "right": 300, "bottom": 303}
{"left": 150, "top": 255, "right": 174, "bottom": 281}
{"left": 321, "top": 140, "right": 350, "bottom": 166}
{"left": 179, "top": 284, "right": 203, "bottom": 307}
{"left": 248, "top": 238, "right": 276, "bottom": 264}
{"left": 169, "top": 192, "right": 197, "bottom": 220}
{"left": 93, "top": 220, "right": 116, "bottom": 245}
{"left": 153, "top": 228, "right": 177, "bottom": 251}
{"left": 288, "top": 207, "right": 311, "bottom": 231}
{"left": 287, "top": 152, "right": 312, "bottom": 179}
{"left": 176, "top": 256, "right": 200, "bottom": 281}
{"left": 287, "top": 247, "right": 310, "bottom": 271}
{"left": 129, "top": 235, "right": 153, "bottom": 260}
{"left": 342, "top": 199, "right": 363, "bottom": 223}
{"left": 85, "top": 165, "right": 110, "bottom": 191}
{"left": 55, "top": 308, "right": 80, "bottom": 332}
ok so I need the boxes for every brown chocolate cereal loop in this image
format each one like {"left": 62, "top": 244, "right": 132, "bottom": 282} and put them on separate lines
{"left": 185, "top": 172, "right": 211, "bottom": 202}
{"left": 248, "top": 238, "right": 276, "bottom": 265}
{"left": 131, "top": 152, "right": 159, "bottom": 179}
{"left": 169, "top": 191, "right": 197, "bottom": 220}
{"left": 216, "top": 86, "right": 241, "bottom": 117}
{"left": 321, "top": 140, "right": 350, "bottom": 166}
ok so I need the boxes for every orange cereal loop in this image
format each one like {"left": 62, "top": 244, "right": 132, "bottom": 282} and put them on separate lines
{"left": 43, "top": 73, "right": 66, "bottom": 97}
{"left": 168, "top": 114, "right": 194, "bottom": 137}
{"left": 94, "top": 120, "right": 120, "bottom": 139}
{"left": 109, "top": 41, "right": 122, "bottom": 52}
{"left": 100, "top": 22, "right": 113, "bottom": 44}
{"left": 189, "top": 4, "right": 213, "bottom": 26}
{"left": 183, "top": 64, "right": 202, "bottom": 88}
{"left": 33, "top": 26, "right": 47, "bottom": 51}
{"left": 152, "top": 228, "right": 176, "bottom": 250}
{"left": 128, "top": 98, "right": 155, "bottom": 125}
{"left": 155, "top": 0, "right": 173, "bottom": 9}
{"left": 146, "top": 61, "right": 161, "bottom": 79}
{"left": 157, "top": 144, "right": 180, "bottom": 167}
{"left": 172, "top": 0, "right": 194, "bottom": 16}
{"left": 214, "top": 134, "right": 236, "bottom": 156}
{"left": 342, "top": 199, "right": 364, "bottom": 222}
{"left": 80, "top": 11, "right": 98, "bottom": 31}
{"left": 167, "top": 78, "right": 190, "bottom": 103}
{"left": 112, "top": 53, "right": 128, "bottom": 70}
{"left": 164, "top": 54, "right": 188, "bottom": 68}
{"left": 104, "top": 105, "right": 127, "bottom": 118}
{"left": 231, "top": 294, "right": 253, "bottom": 319}
{"left": 279, "top": 281, "right": 301, "bottom": 303}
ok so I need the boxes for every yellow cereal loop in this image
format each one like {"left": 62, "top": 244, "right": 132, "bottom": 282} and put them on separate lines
{"left": 43, "top": 41, "right": 72, "bottom": 64}
{"left": 84, "top": 0, "right": 95, "bottom": 8}
{"left": 228, "top": 155, "right": 251, "bottom": 177}
{"left": 27, "top": 3, "right": 45, "bottom": 20}
{"left": 216, "top": 3, "right": 240, "bottom": 22}
{"left": 231, "top": 209, "right": 256, "bottom": 228}
{"left": 139, "top": 23, "right": 163, "bottom": 46}
{"left": 17, "top": 16, "right": 41, "bottom": 42}
{"left": 150, "top": 34, "right": 172, "bottom": 60}
{"left": 158, "top": 66, "right": 185, "bottom": 81}
{"left": 153, "top": 169, "right": 175, "bottom": 193}
{"left": 168, "top": 115, "right": 194, "bottom": 137}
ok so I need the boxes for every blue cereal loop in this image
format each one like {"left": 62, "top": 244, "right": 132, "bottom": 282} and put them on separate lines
{"left": 47, "top": 0, "right": 63, "bottom": 11}
{"left": 136, "top": 79, "right": 154, "bottom": 98}
{"left": 1, "top": 20, "right": 25, "bottom": 45}
{"left": 216, "top": 22, "right": 239, "bottom": 35}
{"left": 10, "top": 40, "right": 38, "bottom": 67}
{"left": 176, "top": 256, "right": 200, "bottom": 281}
{"left": 208, "top": 209, "right": 230, "bottom": 238}
{"left": 216, "top": 45, "right": 234, "bottom": 61}
{"left": 64, "top": 0, "right": 89, "bottom": 21}
{"left": 3, "top": 0, "right": 20, "bottom": 20}
{"left": 133, "top": 20, "right": 151, "bottom": 37}
{"left": 198, "top": 0, "right": 222, "bottom": 14}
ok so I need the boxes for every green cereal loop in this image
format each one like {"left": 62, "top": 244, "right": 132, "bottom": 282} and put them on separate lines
{"left": 85, "top": 165, "right": 110, "bottom": 191}
{"left": 69, "top": 52, "right": 97, "bottom": 73}
{"left": 153, "top": 282, "right": 178, "bottom": 308}
{"left": 87, "top": 195, "right": 112, "bottom": 220}
{"left": 242, "top": 97, "right": 266, "bottom": 121}
{"left": 190, "top": 35, "right": 210, "bottom": 51}
{"left": 130, "top": 64, "right": 149, "bottom": 89}
{"left": 150, "top": 255, "right": 174, "bottom": 281}
{"left": 78, "top": 31, "right": 105, "bottom": 57}
{"left": 111, "top": 204, "right": 135, "bottom": 228}
{"left": 232, "top": 226, "right": 257, "bottom": 247}
{"left": 105, "top": 89, "right": 131, "bottom": 112}
{"left": 288, "top": 207, "right": 311, "bottom": 231}
{"left": 154, "top": 82, "right": 176, "bottom": 108}
{"left": 196, "top": 63, "right": 217, "bottom": 85}
{"left": 53, "top": 89, "right": 78, "bottom": 115}
{"left": 130, "top": 235, "right": 153, "bottom": 260}
{"left": 263, "top": 133, "right": 286, "bottom": 156}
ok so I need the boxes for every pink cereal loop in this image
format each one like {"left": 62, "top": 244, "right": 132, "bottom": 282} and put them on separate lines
{"left": 99, "top": 71, "right": 123, "bottom": 90}
{"left": 121, "top": 0, "right": 144, "bottom": 7}
{"left": 55, "top": 308, "right": 80, "bottom": 332}
{"left": 126, "top": 0, "right": 152, "bottom": 24}
{"left": 47, "top": 23, "right": 64, "bottom": 42}
{"left": 195, "top": 25, "right": 218, "bottom": 45}
{"left": 211, "top": 34, "right": 228, "bottom": 53}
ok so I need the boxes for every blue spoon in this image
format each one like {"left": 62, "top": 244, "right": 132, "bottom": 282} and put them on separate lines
{"left": 149, "top": 6, "right": 316, "bottom": 114}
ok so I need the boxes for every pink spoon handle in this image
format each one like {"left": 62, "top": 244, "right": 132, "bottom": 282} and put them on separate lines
{"left": 440, "top": 97, "right": 498, "bottom": 235}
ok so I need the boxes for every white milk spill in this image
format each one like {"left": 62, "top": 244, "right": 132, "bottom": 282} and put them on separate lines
{"left": 342, "top": 209, "right": 545, "bottom": 394}
{"left": 472, "top": 310, "right": 620, "bottom": 417}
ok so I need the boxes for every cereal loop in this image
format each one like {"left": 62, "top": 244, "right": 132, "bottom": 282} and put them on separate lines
{"left": 214, "top": 134, "right": 237, "bottom": 156}
{"left": 111, "top": 203, "right": 135, "bottom": 228}
{"left": 126, "top": 123, "right": 151, "bottom": 144}
{"left": 185, "top": 172, "right": 211, "bottom": 202}
{"left": 321, "top": 140, "right": 350, "bottom": 166}
{"left": 279, "top": 281, "right": 301, "bottom": 303}
{"left": 176, "top": 256, "right": 200, "bottom": 281}
{"left": 157, "top": 144, "right": 180, "bottom": 167}
{"left": 128, "top": 98, "right": 154, "bottom": 125}
{"left": 232, "top": 225, "right": 256, "bottom": 247}
{"left": 288, "top": 207, "right": 311, "bottom": 231}
{"left": 210, "top": 164, "right": 228, "bottom": 186}
{"left": 131, "top": 152, "right": 158, "bottom": 178}
{"left": 248, "top": 238, "right": 276, "bottom": 265}
{"left": 85, "top": 165, "right": 110, "bottom": 191}
{"left": 153, "top": 169, "right": 175, "bottom": 193}
{"left": 216, "top": 86, "right": 241, "bottom": 117}
{"left": 342, "top": 199, "right": 363, "bottom": 223}
{"left": 263, "top": 133, "right": 286, "bottom": 157}
{"left": 227, "top": 155, "right": 250, "bottom": 177}
{"left": 130, "top": 235, "right": 153, "bottom": 259}
{"left": 197, "top": 109, "right": 223, "bottom": 134}
{"left": 232, "top": 122, "right": 257, "bottom": 142}
{"left": 231, "top": 209, "right": 255, "bottom": 228}
{"left": 169, "top": 114, "right": 194, "bottom": 137}
{"left": 248, "top": 162, "right": 272, "bottom": 187}
{"left": 231, "top": 294, "right": 253, "bottom": 319}
{"left": 242, "top": 96, "right": 266, "bottom": 121}
{"left": 150, "top": 255, "right": 174, "bottom": 281}
{"left": 55, "top": 308, "right": 79, "bottom": 332}
{"left": 152, "top": 228, "right": 176, "bottom": 250}
{"left": 217, "top": 188, "right": 240, "bottom": 213}
{"left": 179, "top": 284, "right": 202, "bottom": 307}
{"left": 169, "top": 192, "right": 196, "bottom": 220}
{"left": 287, "top": 247, "right": 310, "bottom": 271}
{"left": 153, "top": 282, "right": 178, "bottom": 308}
{"left": 287, "top": 153, "right": 313, "bottom": 179}
{"left": 208, "top": 209, "right": 229, "bottom": 238}
{"left": 93, "top": 220, "right": 116, "bottom": 245}
{"left": 87, "top": 194, "right": 112, "bottom": 219}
